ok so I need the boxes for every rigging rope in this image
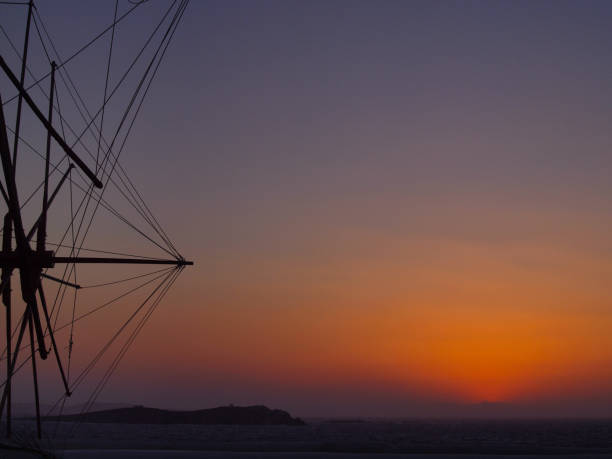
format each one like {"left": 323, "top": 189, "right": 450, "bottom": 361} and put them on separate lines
{"left": 0, "top": 266, "right": 179, "bottom": 434}
{"left": 3, "top": 4, "right": 184, "bottom": 259}
{"left": 1, "top": 19, "right": 181, "bottom": 260}
{"left": 67, "top": 166, "right": 77, "bottom": 373}
{"left": 79, "top": 266, "right": 173, "bottom": 289}
{"left": 1, "top": 120, "right": 180, "bottom": 261}
{"left": 81, "top": 0, "right": 189, "bottom": 266}
{"left": 0, "top": 266, "right": 175, "bottom": 365}
{"left": 43, "top": 267, "right": 180, "bottom": 422}
{"left": 1, "top": 0, "right": 149, "bottom": 106}
{"left": 74, "top": 268, "right": 182, "bottom": 424}
{"left": 32, "top": 0, "right": 180, "bottom": 258}
{"left": 96, "top": 0, "right": 119, "bottom": 174}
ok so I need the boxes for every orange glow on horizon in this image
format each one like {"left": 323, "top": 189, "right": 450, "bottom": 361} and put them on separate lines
{"left": 63, "top": 207, "right": 612, "bottom": 411}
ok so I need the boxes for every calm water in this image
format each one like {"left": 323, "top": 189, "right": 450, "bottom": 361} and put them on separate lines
{"left": 3, "top": 419, "right": 612, "bottom": 456}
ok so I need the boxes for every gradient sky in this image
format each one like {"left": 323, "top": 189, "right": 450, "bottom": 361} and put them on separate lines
{"left": 2, "top": 0, "right": 612, "bottom": 417}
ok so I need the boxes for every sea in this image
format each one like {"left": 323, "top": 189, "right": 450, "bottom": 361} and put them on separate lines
{"left": 1, "top": 419, "right": 611, "bottom": 458}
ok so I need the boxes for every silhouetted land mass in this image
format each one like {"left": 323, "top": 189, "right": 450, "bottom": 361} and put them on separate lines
{"left": 44, "top": 405, "right": 305, "bottom": 426}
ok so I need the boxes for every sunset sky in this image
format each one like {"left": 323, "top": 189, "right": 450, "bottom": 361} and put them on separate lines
{"left": 2, "top": 0, "right": 612, "bottom": 417}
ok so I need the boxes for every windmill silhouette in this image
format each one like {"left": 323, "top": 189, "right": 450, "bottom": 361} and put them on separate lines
{"left": 0, "top": 0, "right": 192, "bottom": 438}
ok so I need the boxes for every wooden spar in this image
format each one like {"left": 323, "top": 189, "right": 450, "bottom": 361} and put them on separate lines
{"left": 1, "top": 215, "right": 11, "bottom": 437}
{"left": 0, "top": 254, "right": 193, "bottom": 267}
{"left": 51, "top": 257, "right": 193, "bottom": 265}
{"left": 38, "top": 61, "right": 56, "bottom": 253}
{"left": 27, "top": 164, "right": 74, "bottom": 241}
{"left": 0, "top": 56, "right": 103, "bottom": 189}
{"left": 27, "top": 314, "right": 41, "bottom": 439}
{"left": 11, "top": 0, "right": 33, "bottom": 175}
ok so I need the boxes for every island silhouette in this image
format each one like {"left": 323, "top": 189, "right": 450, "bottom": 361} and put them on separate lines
{"left": 43, "top": 404, "right": 305, "bottom": 426}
